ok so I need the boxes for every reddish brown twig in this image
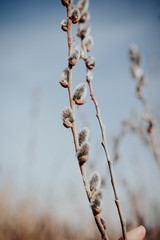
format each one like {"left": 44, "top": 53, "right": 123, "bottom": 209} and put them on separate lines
{"left": 81, "top": 38, "right": 128, "bottom": 240}
{"left": 61, "top": 3, "right": 109, "bottom": 240}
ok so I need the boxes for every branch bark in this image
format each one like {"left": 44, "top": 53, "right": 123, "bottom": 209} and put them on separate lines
{"left": 65, "top": 4, "right": 109, "bottom": 240}
{"left": 81, "top": 39, "right": 128, "bottom": 240}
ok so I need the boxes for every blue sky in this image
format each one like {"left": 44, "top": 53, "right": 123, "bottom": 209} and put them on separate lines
{"left": 0, "top": 0, "right": 160, "bottom": 233}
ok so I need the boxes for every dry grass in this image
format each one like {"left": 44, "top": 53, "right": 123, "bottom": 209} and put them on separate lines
{"left": 0, "top": 183, "right": 159, "bottom": 240}
{"left": 0, "top": 185, "right": 99, "bottom": 240}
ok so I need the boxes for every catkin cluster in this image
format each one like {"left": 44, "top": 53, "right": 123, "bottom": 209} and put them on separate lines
{"left": 60, "top": 0, "right": 103, "bottom": 182}
{"left": 60, "top": 0, "right": 107, "bottom": 238}
{"left": 59, "top": 1, "right": 129, "bottom": 239}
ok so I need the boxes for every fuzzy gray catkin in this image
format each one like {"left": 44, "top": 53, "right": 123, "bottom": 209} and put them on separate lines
{"left": 70, "top": 8, "right": 80, "bottom": 24}
{"left": 87, "top": 71, "right": 93, "bottom": 81}
{"left": 73, "top": 83, "right": 87, "bottom": 101}
{"left": 68, "top": 49, "right": 80, "bottom": 66}
{"left": 74, "top": 45, "right": 85, "bottom": 59}
{"left": 90, "top": 189, "right": 104, "bottom": 210}
{"left": 62, "top": 106, "right": 74, "bottom": 123}
{"left": 78, "top": 127, "right": 89, "bottom": 146}
{"left": 77, "top": 142, "right": 90, "bottom": 159}
{"left": 79, "top": 11, "right": 90, "bottom": 23}
{"left": 61, "top": 19, "right": 68, "bottom": 31}
{"left": 77, "top": 0, "right": 89, "bottom": 13}
{"left": 130, "top": 64, "right": 143, "bottom": 80}
{"left": 129, "top": 45, "right": 141, "bottom": 65}
{"left": 84, "top": 36, "right": 93, "bottom": 52}
{"left": 61, "top": 68, "right": 69, "bottom": 83}
{"left": 86, "top": 56, "right": 96, "bottom": 69}
{"left": 89, "top": 171, "right": 101, "bottom": 192}
{"left": 77, "top": 23, "right": 91, "bottom": 39}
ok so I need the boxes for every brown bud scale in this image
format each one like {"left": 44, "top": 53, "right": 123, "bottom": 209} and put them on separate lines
{"left": 75, "top": 99, "right": 85, "bottom": 105}
{"left": 147, "top": 120, "right": 153, "bottom": 133}
{"left": 61, "top": 0, "right": 70, "bottom": 7}
{"left": 78, "top": 155, "right": 88, "bottom": 164}
{"left": 93, "top": 208, "right": 102, "bottom": 216}
{"left": 79, "top": 13, "right": 87, "bottom": 23}
{"left": 59, "top": 81, "right": 68, "bottom": 88}
{"left": 72, "top": 17, "right": 79, "bottom": 24}
{"left": 61, "top": 25, "right": 68, "bottom": 32}
{"left": 63, "top": 120, "right": 73, "bottom": 128}
{"left": 86, "top": 64, "right": 94, "bottom": 70}
{"left": 69, "top": 59, "right": 77, "bottom": 66}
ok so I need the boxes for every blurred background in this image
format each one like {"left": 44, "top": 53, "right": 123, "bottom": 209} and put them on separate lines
{"left": 0, "top": 0, "right": 160, "bottom": 239}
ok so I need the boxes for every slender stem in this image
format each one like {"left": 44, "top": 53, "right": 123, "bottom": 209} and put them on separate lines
{"left": 134, "top": 65, "right": 160, "bottom": 171}
{"left": 67, "top": 6, "right": 73, "bottom": 109}
{"left": 65, "top": 4, "right": 109, "bottom": 240}
{"left": 95, "top": 214, "right": 110, "bottom": 240}
{"left": 88, "top": 78, "right": 127, "bottom": 240}
{"left": 71, "top": 123, "right": 91, "bottom": 200}
{"left": 150, "top": 130, "right": 160, "bottom": 171}
{"left": 139, "top": 95, "right": 160, "bottom": 171}
{"left": 67, "top": 6, "right": 72, "bottom": 57}
{"left": 81, "top": 39, "right": 128, "bottom": 240}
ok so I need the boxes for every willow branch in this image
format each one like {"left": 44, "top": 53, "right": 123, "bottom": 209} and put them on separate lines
{"left": 141, "top": 97, "right": 160, "bottom": 171}
{"left": 81, "top": 39, "right": 128, "bottom": 240}
{"left": 129, "top": 46, "right": 160, "bottom": 171}
{"left": 65, "top": 4, "right": 109, "bottom": 240}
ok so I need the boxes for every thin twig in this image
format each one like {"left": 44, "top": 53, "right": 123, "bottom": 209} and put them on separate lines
{"left": 150, "top": 130, "right": 160, "bottom": 171}
{"left": 130, "top": 50, "right": 160, "bottom": 171}
{"left": 65, "top": 4, "right": 109, "bottom": 240}
{"left": 81, "top": 39, "right": 128, "bottom": 240}
{"left": 142, "top": 97, "right": 160, "bottom": 171}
